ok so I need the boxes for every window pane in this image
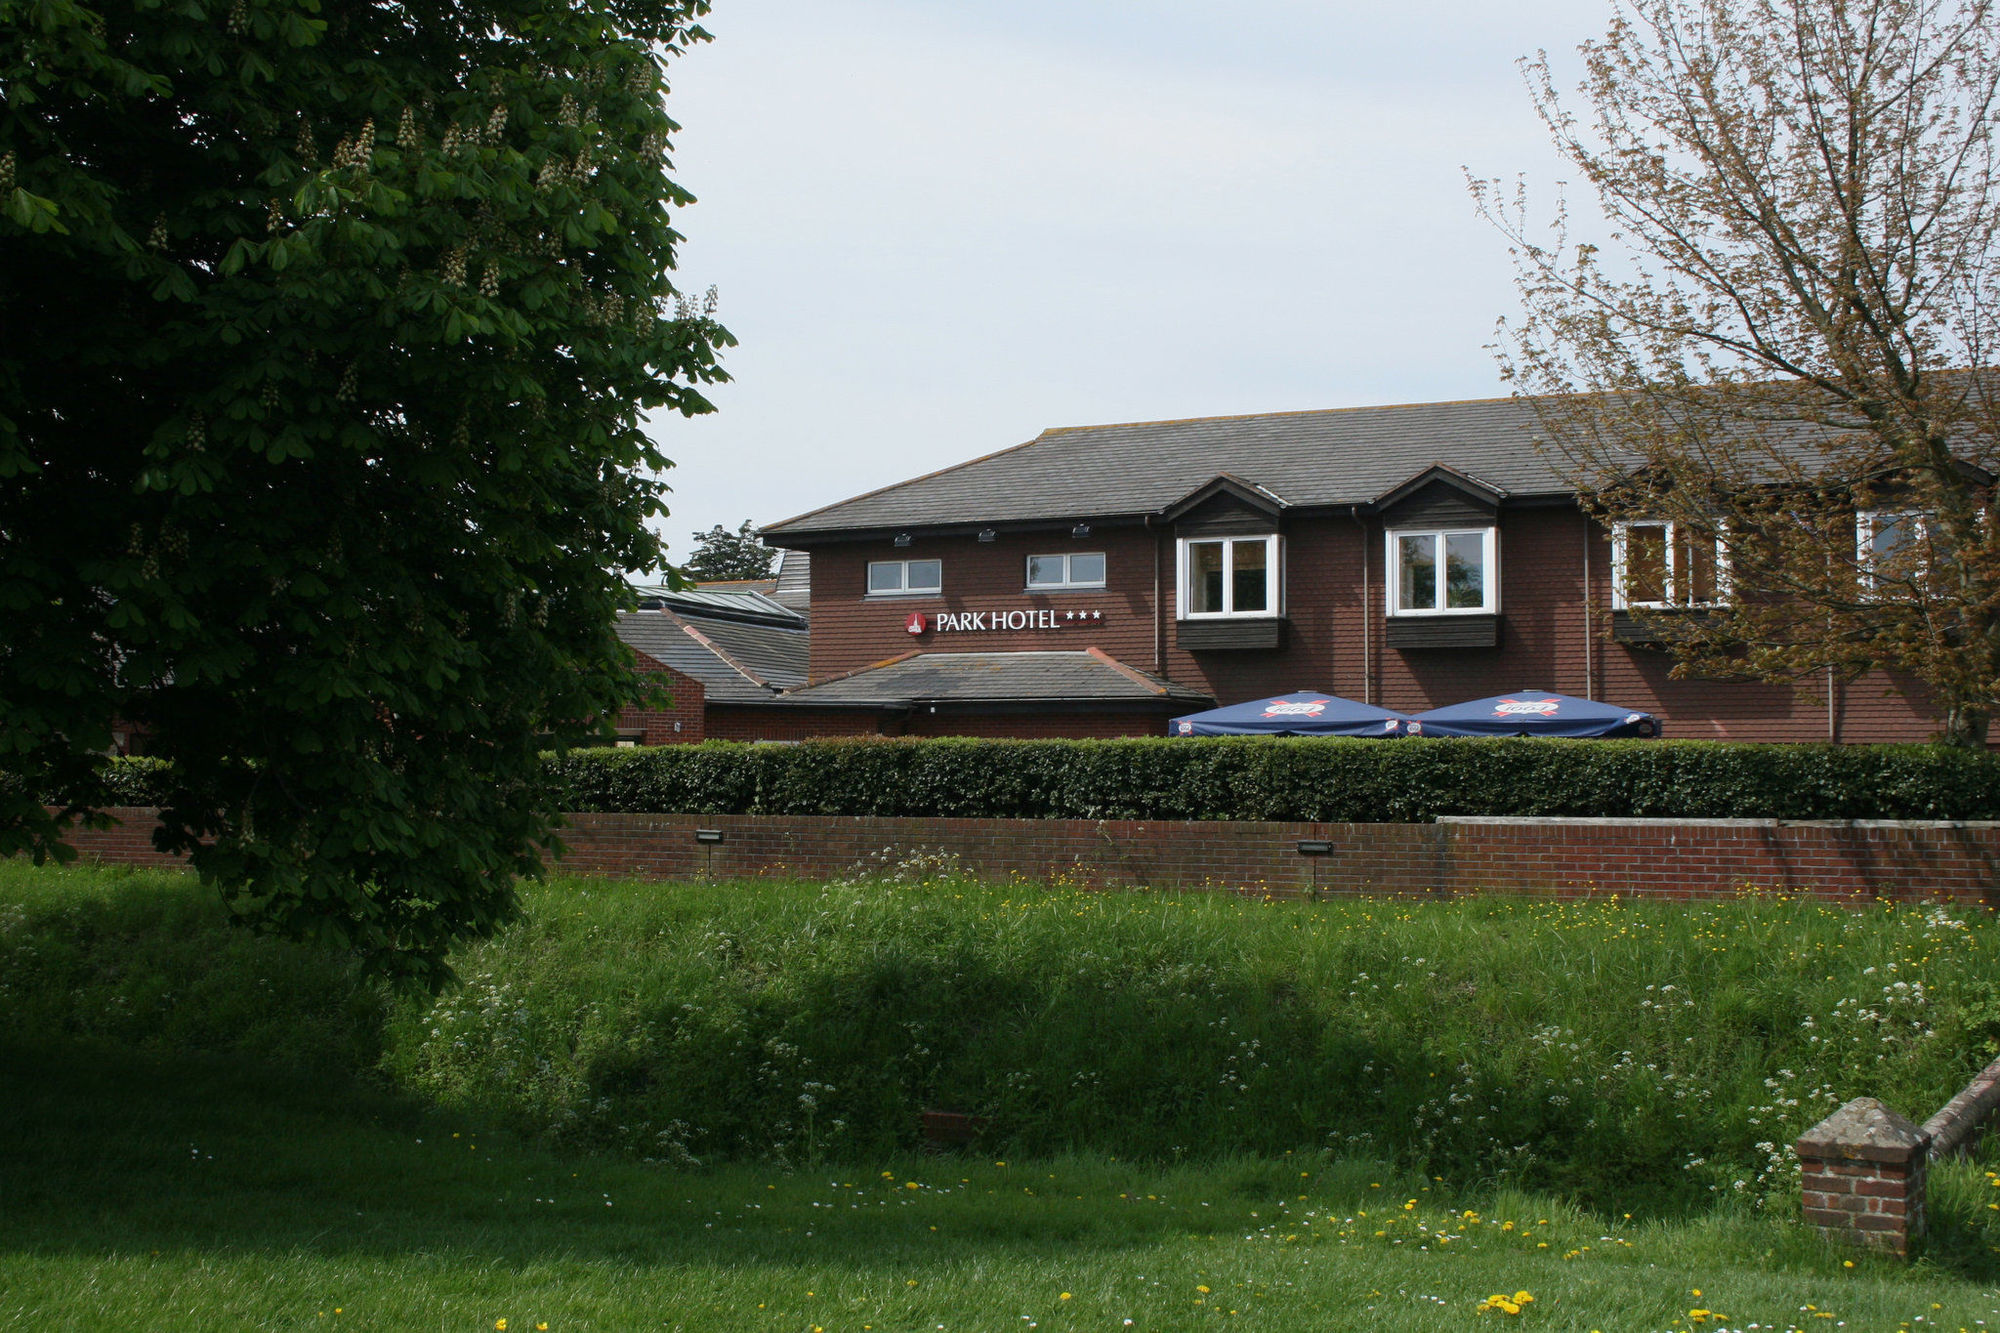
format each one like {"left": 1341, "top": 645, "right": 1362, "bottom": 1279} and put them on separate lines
{"left": 1869, "top": 513, "right": 1916, "bottom": 565}
{"left": 1624, "top": 525, "right": 1666, "bottom": 603}
{"left": 907, "top": 560, "right": 941, "bottom": 591}
{"left": 1188, "top": 542, "right": 1224, "bottom": 613}
{"left": 1231, "top": 539, "right": 1268, "bottom": 612}
{"left": 868, "top": 562, "right": 903, "bottom": 593}
{"left": 1068, "top": 552, "right": 1105, "bottom": 585}
{"left": 1677, "top": 530, "right": 1717, "bottom": 603}
{"left": 1398, "top": 534, "right": 1436, "bottom": 610}
{"left": 1444, "top": 532, "right": 1484, "bottom": 609}
{"left": 1027, "top": 555, "right": 1064, "bottom": 587}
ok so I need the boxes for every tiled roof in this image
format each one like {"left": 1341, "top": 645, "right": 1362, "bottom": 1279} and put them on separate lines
{"left": 763, "top": 396, "right": 1574, "bottom": 537}
{"left": 614, "top": 609, "right": 807, "bottom": 703}
{"left": 770, "top": 549, "right": 811, "bottom": 614}
{"left": 628, "top": 584, "right": 802, "bottom": 625}
{"left": 778, "top": 650, "right": 1212, "bottom": 707}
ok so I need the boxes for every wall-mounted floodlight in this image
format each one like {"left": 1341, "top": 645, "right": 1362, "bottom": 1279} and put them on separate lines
{"left": 893, "top": 533, "right": 913, "bottom": 547}
{"left": 977, "top": 528, "right": 997, "bottom": 542}
{"left": 1071, "top": 523, "right": 1091, "bottom": 539}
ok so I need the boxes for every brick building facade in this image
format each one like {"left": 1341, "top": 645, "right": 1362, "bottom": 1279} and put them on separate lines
{"left": 759, "top": 396, "right": 1941, "bottom": 742}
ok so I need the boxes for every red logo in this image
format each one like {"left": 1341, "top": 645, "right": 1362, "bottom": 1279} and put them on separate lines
{"left": 905, "top": 612, "right": 927, "bottom": 635}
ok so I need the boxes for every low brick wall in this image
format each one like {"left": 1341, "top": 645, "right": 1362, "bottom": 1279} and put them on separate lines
{"left": 58, "top": 808, "right": 2000, "bottom": 903}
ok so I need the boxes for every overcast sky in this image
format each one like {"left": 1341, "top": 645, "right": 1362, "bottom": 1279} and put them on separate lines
{"left": 647, "top": 0, "right": 1615, "bottom": 564}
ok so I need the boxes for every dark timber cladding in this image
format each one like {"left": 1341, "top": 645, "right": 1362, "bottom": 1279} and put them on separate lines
{"left": 761, "top": 395, "right": 1948, "bottom": 743}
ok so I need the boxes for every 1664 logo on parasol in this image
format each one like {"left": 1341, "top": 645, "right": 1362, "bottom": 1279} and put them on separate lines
{"left": 1492, "top": 697, "right": 1560, "bottom": 717}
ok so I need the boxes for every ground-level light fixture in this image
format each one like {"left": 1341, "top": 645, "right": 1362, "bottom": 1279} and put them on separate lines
{"left": 695, "top": 827, "right": 724, "bottom": 877}
{"left": 1297, "top": 839, "right": 1333, "bottom": 902}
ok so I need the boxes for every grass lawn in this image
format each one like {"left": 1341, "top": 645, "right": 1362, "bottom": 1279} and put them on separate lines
{"left": 4, "top": 862, "right": 2000, "bottom": 1330}
{"left": 3, "top": 1042, "right": 1997, "bottom": 1332}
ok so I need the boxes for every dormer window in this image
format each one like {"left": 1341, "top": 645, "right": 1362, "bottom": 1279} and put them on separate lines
{"left": 1612, "top": 521, "right": 1728, "bottom": 609}
{"left": 1386, "top": 527, "right": 1497, "bottom": 615}
{"left": 1178, "top": 535, "right": 1279, "bottom": 618}
{"left": 1857, "top": 510, "right": 1925, "bottom": 590}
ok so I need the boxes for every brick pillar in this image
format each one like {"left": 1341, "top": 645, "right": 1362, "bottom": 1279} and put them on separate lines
{"left": 1796, "top": 1097, "right": 1929, "bottom": 1258}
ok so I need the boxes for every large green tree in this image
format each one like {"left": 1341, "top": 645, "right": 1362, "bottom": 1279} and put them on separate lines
{"left": 0, "top": 0, "right": 729, "bottom": 983}
{"left": 683, "top": 518, "right": 772, "bottom": 581}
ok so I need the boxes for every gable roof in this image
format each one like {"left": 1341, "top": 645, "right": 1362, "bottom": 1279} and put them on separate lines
{"left": 763, "top": 396, "right": 1573, "bottom": 539}
{"left": 615, "top": 608, "right": 808, "bottom": 703}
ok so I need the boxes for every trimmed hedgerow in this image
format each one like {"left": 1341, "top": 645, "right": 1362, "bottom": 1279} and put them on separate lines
{"left": 101, "top": 736, "right": 2000, "bottom": 822}
{"left": 549, "top": 735, "right": 2000, "bottom": 822}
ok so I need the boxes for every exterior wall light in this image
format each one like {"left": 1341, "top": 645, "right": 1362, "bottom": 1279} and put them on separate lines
{"left": 1071, "top": 523, "right": 1091, "bottom": 538}
{"left": 978, "top": 528, "right": 998, "bottom": 542}
{"left": 893, "top": 533, "right": 913, "bottom": 547}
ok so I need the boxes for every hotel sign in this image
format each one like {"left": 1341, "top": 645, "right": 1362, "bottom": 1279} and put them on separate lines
{"left": 906, "top": 608, "right": 1105, "bottom": 635}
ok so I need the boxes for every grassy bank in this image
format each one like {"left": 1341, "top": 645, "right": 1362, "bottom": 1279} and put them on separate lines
{"left": 7, "top": 861, "right": 2000, "bottom": 1328}
{"left": 4, "top": 860, "right": 1998, "bottom": 1213}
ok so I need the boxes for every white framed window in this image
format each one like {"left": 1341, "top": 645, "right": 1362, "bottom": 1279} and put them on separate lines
{"left": 1857, "top": 509, "right": 1925, "bottom": 589}
{"left": 1611, "top": 520, "right": 1729, "bottom": 609}
{"left": 1177, "top": 534, "right": 1280, "bottom": 618}
{"left": 1385, "top": 527, "right": 1497, "bottom": 615}
{"left": 867, "top": 558, "right": 942, "bottom": 596}
{"left": 1026, "top": 552, "right": 1106, "bottom": 590}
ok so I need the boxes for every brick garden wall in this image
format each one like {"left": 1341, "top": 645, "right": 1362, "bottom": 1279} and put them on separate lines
{"left": 61, "top": 809, "right": 2000, "bottom": 905}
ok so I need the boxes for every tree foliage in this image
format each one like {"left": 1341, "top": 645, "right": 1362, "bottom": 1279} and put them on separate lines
{"left": 0, "top": 0, "right": 729, "bottom": 984}
{"left": 682, "top": 518, "right": 772, "bottom": 581}
{"left": 1479, "top": 0, "right": 2000, "bottom": 744}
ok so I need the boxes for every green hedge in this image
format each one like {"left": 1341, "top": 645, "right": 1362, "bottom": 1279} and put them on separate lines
{"left": 98, "top": 737, "right": 2000, "bottom": 822}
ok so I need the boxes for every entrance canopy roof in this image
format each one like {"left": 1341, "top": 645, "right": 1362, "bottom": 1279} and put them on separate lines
{"left": 778, "top": 649, "right": 1212, "bottom": 710}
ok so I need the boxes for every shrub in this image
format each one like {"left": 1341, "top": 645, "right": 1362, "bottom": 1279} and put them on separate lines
{"left": 101, "top": 735, "right": 2000, "bottom": 821}
{"left": 538, "top": 736, "right": 2000, "bottom": 821}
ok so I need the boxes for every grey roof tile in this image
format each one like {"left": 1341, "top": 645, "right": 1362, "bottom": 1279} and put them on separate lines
{"left": 615, "top": 610, "right": 807, "bottom": 703}
{"left": 779, "top": 650, "right": 1212, "bottom": 707}
{"left": 764, "top": 396, "right": 1572, "bottom": 537}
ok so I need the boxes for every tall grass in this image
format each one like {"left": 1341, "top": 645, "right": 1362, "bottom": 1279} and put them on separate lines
{"left": 6, "top": 857, "right": 1994, "bottom": 1214}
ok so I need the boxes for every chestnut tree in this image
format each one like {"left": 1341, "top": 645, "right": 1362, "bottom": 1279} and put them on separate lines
{"left": 0, "top": 0, "right": 729, "bottom": 983}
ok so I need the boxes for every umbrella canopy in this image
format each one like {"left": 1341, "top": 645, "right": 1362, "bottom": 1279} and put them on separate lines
{"left": 1170, "top": 691, "right": 1409, "bottom": 738}
{"left": 1405, "top": 689, "right": 1659, "bottom": 738}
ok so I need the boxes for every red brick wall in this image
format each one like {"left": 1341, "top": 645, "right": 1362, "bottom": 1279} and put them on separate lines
{"left": 62, "top": 808, "right": 2000, "bottom": 905}
{"left": 706, "top": 706, "right": 882, "bottom": 741}
{"left": 798, "top": 508, "right": 1946, "bottom": 743}
{"left": 809, "top": 530, "right": 1162, "bottom": 679}
{"left": 902, "top": 710, "right": 1171, "bottom": 739}
{"left": 614, "top": 655, "right": 706, "bottom": 744}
